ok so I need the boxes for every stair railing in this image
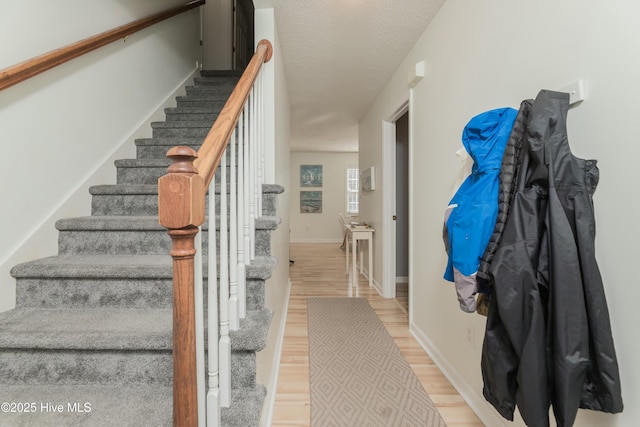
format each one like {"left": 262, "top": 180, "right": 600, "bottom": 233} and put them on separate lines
{"left": 0, "top": 0, "right": 204, "bottom": 92}
{"left": 158, "top": 39, "right": 273, "bottom": 427}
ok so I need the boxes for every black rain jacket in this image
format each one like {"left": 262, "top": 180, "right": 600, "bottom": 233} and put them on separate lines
{"left": 480, "top": 90, "right": 623, "bottom": 427}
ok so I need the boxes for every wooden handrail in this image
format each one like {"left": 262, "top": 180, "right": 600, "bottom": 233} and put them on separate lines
{"left": 0, "top": 0, "right": 205, "bottom": 92}
{"left": 194, "top": 39, "right": 273, "bottom": 187}
{"left": 158, "top": 39, "right": 272, "bottom": 426}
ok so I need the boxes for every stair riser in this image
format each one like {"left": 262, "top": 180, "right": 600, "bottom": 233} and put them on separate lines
{"left": 57, "top": 229, "right": 273, "bottom": 257}
{"left": 0, "top": 350, "right": 172, "bottom": 387}
{"left": 135, "top": 140, "right": 243, "bottom": 159}
{"left": 0, "top": 350, "right": 255, "bottom": 388}
{"left": 165, "top": 112, "right": 219, "bottom": 122}
{"left": 229, "top": 352, "right": 257, "bottom": 389}
{"left": 136, "top": 143, "right": 200, "bottom": 158}
{"left": 177, "top": 99, "right": 227, "bottom": 109}
{"left": 193, "top": 77, "right": 240, "bottom": 86}
{"left": 91, "top": 192, "right": 278, "bottom": 217}
{"left": 152, "top": 126, "right": 211, "bottom": 138}
{"left": 185, "top": 87, "right": 234, "bottom": 97}
{"left": 117, "top": 164, "right": 233, "bottom": 185}
{"left": 16, "top": 278, "right": 265, "bottom": 311}
{"left": 183, "top": 94, "right": 234, "bottom": 102}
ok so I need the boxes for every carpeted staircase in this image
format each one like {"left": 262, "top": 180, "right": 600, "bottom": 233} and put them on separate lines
{"left": 0, "top": 70, "right": 282, "bottom": 426}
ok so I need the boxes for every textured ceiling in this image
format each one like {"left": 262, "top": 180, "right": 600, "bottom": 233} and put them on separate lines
{"left": 264, "top": 0, "right": 446, "bottom": 152}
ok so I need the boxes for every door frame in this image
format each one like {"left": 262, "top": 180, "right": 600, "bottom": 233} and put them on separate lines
{"left": 381, "top": 94, "right": 410, "bottom": 300}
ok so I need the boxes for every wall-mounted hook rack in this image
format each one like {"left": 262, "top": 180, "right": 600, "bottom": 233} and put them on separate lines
{"left": 559, "top": 80, "right": 585, "bottom": 105}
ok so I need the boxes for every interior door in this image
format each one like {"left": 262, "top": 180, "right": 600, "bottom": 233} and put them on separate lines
{"left": 233, "top": 0, "right": 254, "bottom": 70}
{"left": 395, "top": 112, "right": 410, "bottom": 312}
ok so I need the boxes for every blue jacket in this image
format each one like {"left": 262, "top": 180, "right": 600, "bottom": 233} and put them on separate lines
{"left": 444, "top": 107, "right": 517, "bottom": 310}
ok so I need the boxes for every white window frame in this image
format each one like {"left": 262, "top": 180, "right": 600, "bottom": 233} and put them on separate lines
{"left": 346, "top": 167, "right": 359, "bottom": 216}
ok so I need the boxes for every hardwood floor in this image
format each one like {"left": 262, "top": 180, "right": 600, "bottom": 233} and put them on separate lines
{"left": 271, "top": 242, "right": 484, "bottom": 426}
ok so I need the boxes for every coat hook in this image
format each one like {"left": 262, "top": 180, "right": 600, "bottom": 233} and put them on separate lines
{"left": 558, "top": 80, "right": 585, "bottom": 105}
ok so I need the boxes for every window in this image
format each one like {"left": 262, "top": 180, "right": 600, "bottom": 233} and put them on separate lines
{"left": 346, "top": 168, "right": 359, "bottom": 215}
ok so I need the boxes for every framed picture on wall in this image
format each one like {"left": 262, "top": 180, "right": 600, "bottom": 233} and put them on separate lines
{"left": 361, "top": 167, "right": 375, "bottom": 191}
{"left": 300, "top": 165, "right": 323, "bottom": 187}
{"left": 300, "top": 191, "right": 322, "bottom": 213}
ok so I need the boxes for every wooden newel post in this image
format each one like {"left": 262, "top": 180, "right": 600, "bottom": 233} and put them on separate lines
{"left": 158, "top": 146, "right": 205, "bottom": 427}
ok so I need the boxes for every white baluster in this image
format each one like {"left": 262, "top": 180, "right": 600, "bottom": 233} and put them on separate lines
{"left": 219, "top": 145, "right": 231, "bottom": 407}
{"left": 243, "top": 99, "right": 251, "bottom": 267}
{"left": 237, "top": 107, "right": 247, "bottom": 319}
{"left": 206, "top": 172, "right": 220, "bottom": 426}
{"left": 194, "top": 229, "right": 206, "bottom": 427}
{"left": 257, "top": 70, "right": 264, "bottom": 217}
{"left": 253, "top": 81, "right": 261, "bottom": 257}
{"left": 249, "top": 87, "right": 257, "bottom": 260}
{"left": 229, "top": 129, "right": 239, "bottom": 331}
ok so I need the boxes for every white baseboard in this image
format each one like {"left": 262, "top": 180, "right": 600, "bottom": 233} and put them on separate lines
{"left": 396, "top": 276, "right": 409, "bottom": 284}
{"left": 260, "top": 278, "right": 292, "bottom": 427}
{"left": 410, "top": 324, "right": 507, "bottom": 427}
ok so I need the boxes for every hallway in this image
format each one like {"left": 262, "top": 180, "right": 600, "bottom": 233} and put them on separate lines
{"left": 271, "top": 242, "right": 484, "bottom": 426}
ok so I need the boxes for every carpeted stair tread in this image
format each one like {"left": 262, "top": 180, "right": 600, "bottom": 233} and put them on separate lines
{"left": 56, "top": 216, "right": 165, "bottom": 231}
{"left": 229, "top": 309, "right": 273, "bottom": 352}
{"left": 11, "top": 254, "right": 277, "bottom": 280}
{"left": 193, "top": 70, "right": 242, "bottom": 80}
{"left": 192, "top": 81, "right": 240, "bottom": 88}
{"left": 0, "top": 384, "right": 266, "bottom": 427}
{"left": 151, "top": 120, "right": 217, "bottom": 129}
{"left": 55, "top": 215, "right": 281, "bottom": 231}
{"left": 199, "top": 70, "right": 243, "bottom": 78}
{"left": 164, "top": 106, "right": 222, "bottom": 114}
{"left": 175, "top": 94, "right": 234, "bottom": 103}
{"left": 114, "top": 158, "right": 234, "bottom": 169}
{"left": 193, "top": 77, "right": 241, "bottom": 85}
{"left": 0, "top": 306, "right": 272, "bottom": 352}
{"left": 90, "top": 184, "right": 159, "bottom": 196}
{"left": 0, "top": 308, "right": 172, "bottom": 350}
{"left": 90, "top": 183, "right": 284, "bottom": 196}
{"left": 262, "top": 183, "right": 285, "bottom": 195}
{"left": 185, "top": 85, "right": 234, "bottom": 94}
{"left": 256, "top": 215, "right": 282, "bottom": 230}
{"left": 0, "top": 384, "right": 172, "bottom": 427}
{"left": 164, "top": 110, "right": 220, "bottom": 122}
{"left": 11, "top": 255, "right": 171, "bottom": 278}
{"left": 135, "top": 136, "right": 206, "bottom": 146}
{"left": 223, "top": 385, "right": 267, "bottom": 427}
{"left": 175, "top": 99, "right": 227, "bottom": 109}
{"left": 176, "top": 95, "right": 227, "bottom": 102}
{"left": 115, "top": 158, "right": 171, "bottom": 168}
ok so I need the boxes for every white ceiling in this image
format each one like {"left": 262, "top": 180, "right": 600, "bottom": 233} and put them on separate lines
{"left": 257, "top": 0, "right": 445, "bottom": 152}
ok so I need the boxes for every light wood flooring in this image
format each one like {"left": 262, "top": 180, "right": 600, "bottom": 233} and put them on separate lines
{"left": 271, "top": 242, "right": 484, "bottom": 426}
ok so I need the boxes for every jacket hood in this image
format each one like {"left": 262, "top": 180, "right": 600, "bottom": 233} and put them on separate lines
{"left": 462, "top": 108, "right": 518, "bottom": 173}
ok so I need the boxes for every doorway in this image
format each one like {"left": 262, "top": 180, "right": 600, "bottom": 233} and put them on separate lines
{"left": 381, "top": 97, "right": 410, "bottom": 310}
{"left": 395, "top": 112, "right": 409, "bottom": 314}
{"left": 202, "top": 0, "right": 254, "bottom": 70}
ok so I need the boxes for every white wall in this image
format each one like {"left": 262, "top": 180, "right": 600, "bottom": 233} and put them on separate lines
{"left": 0, "top": 1, "right": 201, "bottom": 312}
{"left": 253, "top": 8, "right": 292, "bottom": 427}
{"left": 289, "top": 152, "right": 358, "bottom": 242}
{"left": 359, "top": 1, "right": 639, "bottom": 426}
{"left": 203, "top": 0, "right": 233, "bottom": 69}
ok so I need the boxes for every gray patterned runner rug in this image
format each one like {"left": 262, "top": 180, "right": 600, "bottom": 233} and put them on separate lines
{"left": 307, "top": 297, "right": 447, "bottom": 426}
